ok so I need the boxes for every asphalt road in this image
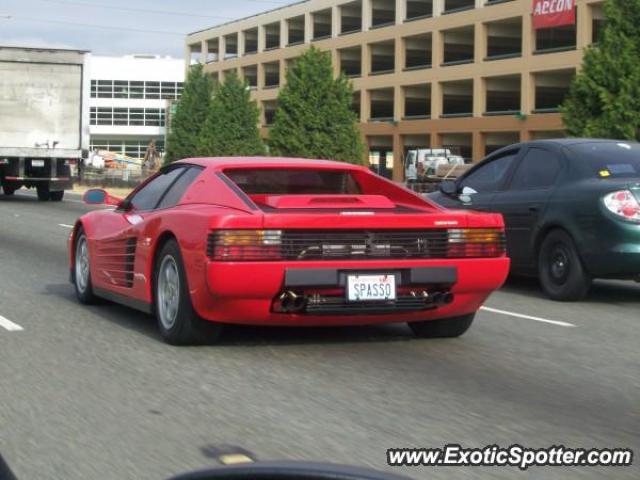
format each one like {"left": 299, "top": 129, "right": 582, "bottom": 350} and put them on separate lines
{"left": 0, "top": 191, "right": 638, "bottom": 480}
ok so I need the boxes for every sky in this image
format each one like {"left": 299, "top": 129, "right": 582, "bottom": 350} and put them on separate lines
{"left": 0, "top": 0, "right": 295, "bottom": 58}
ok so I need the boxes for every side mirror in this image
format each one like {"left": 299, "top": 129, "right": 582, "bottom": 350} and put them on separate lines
{"left": 82, "top": 189, "right": 123, "bottom": 207}
{"left": 439, "top": 179, "right": 458, "bottom": 196}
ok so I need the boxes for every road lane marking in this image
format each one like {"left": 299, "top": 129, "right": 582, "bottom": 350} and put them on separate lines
{"left": 480, "top": 306, "right": 576, "bottom": 328}
{"left": 0, "top": 314, "right": 24, "bottom": 332}
{"left": 58, "top": 224, "right": 74, "bottom": 229}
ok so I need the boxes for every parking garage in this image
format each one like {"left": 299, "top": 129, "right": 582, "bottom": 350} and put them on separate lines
{"left": 339, "top": 46, "right": 362, "bottom": 77}
{"left": 403, "top": 84, "right": 431, "bottom": 119}
{"left": 340, "top": 1, "right": 362, "bottom": 34}
{"left": 406, "top": 0, "right": 432, "bottom": 20}
{"left": 486, "top": 17, "right": 522, "bottom": 60}
{"left": 242, "top": 65, "right": 258, "bottom": 88}
{"left": 312, "top": 9, "right": 332, "bottom": 40}
{"left": 404, "top": 33, "right": 431, "bottom": 70}
{"left": 441, "top": 80, "right": 473, "bottom": 117}
{"left": 534, "top": 69, "right": 574, "bottom": 112}
{"left": 369, "top": 40, "right": 395, "bottom": 75}
{"left": 485, "top": 75, "right": 521, "bottom": 115}
{"left": 369, "top": 88, "right": 394, "bottom": 120}
{"left": 371, "top": 0, "right": 395, "bottom": 28}
{"left": 442, "top": 25, "right": 474, "bottom": 65}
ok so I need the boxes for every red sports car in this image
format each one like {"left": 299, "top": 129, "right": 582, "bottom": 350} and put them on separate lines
{"left": 69, "top": 157, "right": 509, "bottom": 345}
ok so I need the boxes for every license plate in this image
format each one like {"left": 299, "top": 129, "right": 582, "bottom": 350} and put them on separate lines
{"left": 347, "top": 274, "right": 396, "bottom": 301}
{"left": 31, "top": 160, "right": 45, "bottom": 167}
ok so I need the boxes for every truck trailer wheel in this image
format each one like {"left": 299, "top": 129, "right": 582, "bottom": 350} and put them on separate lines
{"left": 49, "top": 191, "right": 64, "bottom": 201}
{"left": 36, "top": 185, "right": 50, "bottom": 201}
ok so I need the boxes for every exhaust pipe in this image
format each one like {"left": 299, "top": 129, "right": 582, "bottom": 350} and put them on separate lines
{"left": 278, "top": 291, "right": 306, "bottom": 313}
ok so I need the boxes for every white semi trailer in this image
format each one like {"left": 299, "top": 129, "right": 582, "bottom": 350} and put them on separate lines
{"left": 0, "top": 46, "right": 89, "bottom": 201}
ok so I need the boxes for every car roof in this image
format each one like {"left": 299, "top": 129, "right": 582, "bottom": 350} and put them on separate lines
{"left": 174, "top": 156, "right": 367, "bottom": 171}
{"left": 509, "top": 138, "right": 640, "bottom": 149}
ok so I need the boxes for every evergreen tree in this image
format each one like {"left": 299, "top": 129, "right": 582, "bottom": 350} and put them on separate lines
{"left": 562, "top": 0, "right": 640, "bottom": 140}
{"left": 269, "top": 47, "right": 364, "bottom": 163}
{"left": 164, "top": 64, "right": 213, "bottom": 164}
{"left": 198, "top": 72, "right": 265, "bottom": 156}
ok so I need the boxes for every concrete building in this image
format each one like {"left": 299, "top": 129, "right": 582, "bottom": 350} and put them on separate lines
{"left": 186, "top": 0, "right": 604, "bottom": 180}
{"left": 89, "top": 55, "right": 184, "bottom": 160}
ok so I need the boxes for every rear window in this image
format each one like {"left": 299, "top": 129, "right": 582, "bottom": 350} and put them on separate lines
{"left": 567, "top": 142, "right": 640, "bottom": 178}
{"left": 225, "top": 168, "right": 362, "bottom": 194}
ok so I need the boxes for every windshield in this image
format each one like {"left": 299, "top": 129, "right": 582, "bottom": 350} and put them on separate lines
{"left": 225, "top": 168, "right": 362, "bottom": 194}
{"left": 567, "top": 141, "right": 640, "bottom": 178}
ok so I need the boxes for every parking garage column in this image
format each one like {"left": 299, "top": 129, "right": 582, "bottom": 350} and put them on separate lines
{"left": 395, "top": 0, "right": 406, "bottom": 23}
{"left": 432, "top": 30, "right": 443, "bottom": 69}
{"left": 304, "top": 13, "right": 313, "bottom": 43}
{"left": 473, "top": 77, "right": 484, "bottom": 117}
{"left": 238, "top": 33, "right": 246, "bottom": 58}
{"left": 280, "top": 20, "right": 288, "bottom": 48}
{"left": 393, "top": 133, "right": 404, "bottom": 182}
{"left": 220, "top": 35, "right": 227, "bottom": 61}
{"left": 363, "top": 0, "right": 372, "bottom": 31}
{"left": 332, "top": 5, "right": 340, "bottom": 37}
{"left": 197, "top": 40, "right": 207, "bottom": 64}
{"left": 577, "top": 5, "right": 591, "bottom": 49}
{"left": 474, "top": 21, "right": 485, "bottom": 66}
{"left": 258, "top": 26, "right": 266, "bottom": 52}
{"left": 472, "top": 132, "right": 484, "bottom": 163}
{"left": 432, "top": 0, "right": 445, "bottom": 17}
{"left": 431, "top": 82, "right": 442, "bottom": 119}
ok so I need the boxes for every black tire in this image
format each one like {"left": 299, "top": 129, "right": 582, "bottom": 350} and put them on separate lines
{"left": 2, "top": 186, "right": 16, "bottom": 196}
{"left": 36, "top": 185, "right": 50, "bottom": 201}
{"left": 154, "top": 239, "right": 222, "bottom": 345}
{"left": 538, "top": 229, "right": 591, "bottom": 301}
{"left": 49, "top": 190, "right": 64, "bottom": 201}
{"left": 74, "top": 228, "right": 98, "bottom": 304}
{"left": 408, "top": 313, "right": 475, "bottom": 338}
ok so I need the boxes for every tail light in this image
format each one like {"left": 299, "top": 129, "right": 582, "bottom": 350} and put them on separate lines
{"left": 603, "top": 190, "right": 640, "bottom": 222}
{"left": 208, "top": 230, "right": 282, "bottom": 260}
{"left": 447, "top": 228, "right": 506, "bottom": 258}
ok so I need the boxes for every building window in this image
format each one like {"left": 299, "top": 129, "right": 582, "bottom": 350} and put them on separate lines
{"left": 263, "top": 100, "right": 277, "bottom": 125}
{"left": 403, "top": 83, "right": 431, "bottom": 119}
{"left": 404, "top": 33, "right": 432, "bottom": 69}
{"left": 371, "top": 0, "right": 395, "bottom": 28}
{"left": 486, "top": 17, "right": 522, "bottom": 60}
{"left": 369, "top": 40, "right": 395, "bottom": 75}
{"left": 265, "top": 22, "right": 281, "bottom": 49}
{"left": 443, "top": 0, "right": 474, "bottom": 14}
{"left": 533, "top": 69, "right": 574, "bottom": 113}
{"left": 89, "top": 107, "right": 166, "bottom": 127}
{"left": 244, "top": 28, "right": 258, "bottom": 54}
{"left": 263, "top": 61, "right": 280, "bottom": 88}
{"left": 89, "top": 80, "right": 183, "bottom": 100}
{"left": 287, "top": 15, "right": 305, "bottom": 45}
{"left": 224, "top": 33, "right": 239, "bottom": 58}
{"left": 339, "top": 46, "right": 362, "bottom": 77}
{"left": 90, "top": 139, "right": 166, "bottom": 159}
{"left": 406, "top": 0, "right": 433, "bottom": 20}
{"left": 340, "top": 0, "right": 362, "bottom": 35}
{"left": 442, "top": 25, "right": 475, "bottom": 65}
{"left": 369, "top": 87, "right": 395, "bottom": 120}
{"left": 312, "top": 9, "right": 332, "bottom": 40}
{"left": 441, "top": 79, "right": 473, "bottom": 117}
{"left": 243, "top": 65, "right": 258, "bottom": 88}
{"left": 485, "top": 75, "right": 521, "bottom": 115}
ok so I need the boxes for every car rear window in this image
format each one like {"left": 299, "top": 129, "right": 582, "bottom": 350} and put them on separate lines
{"left": 567, "top": 142, "right": 640, "bottom": 178}
{"left": 224, "top": 168, "right": 362, "bottom": 194}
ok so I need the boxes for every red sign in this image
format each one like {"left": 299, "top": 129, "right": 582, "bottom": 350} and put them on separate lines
{"left": 532, "top": 0, "right": 576, "bottom": 29}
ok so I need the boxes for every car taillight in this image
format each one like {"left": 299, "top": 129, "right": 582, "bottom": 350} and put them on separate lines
{"left": 447, "top": 228, "right": 506, "bottom": 258}
{"left": 208, "top": 230, "right": 282, "bottom": 260}
{"left": 603, "top": 190, "right": 640, "bottom": 222}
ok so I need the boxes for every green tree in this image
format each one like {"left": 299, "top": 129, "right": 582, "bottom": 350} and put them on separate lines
{"left": 164, "top": 64, "right": 214, "bottom": 164}
{"left": 269, "top": 47, "right": 364, "bottom": 163}
{"left": 562, "top": 0, "right": 640, "bottom": 140}
{"left": 198, "top": 72, "right": 265, "bottom": 156}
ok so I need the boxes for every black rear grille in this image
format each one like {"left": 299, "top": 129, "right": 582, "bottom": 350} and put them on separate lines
{"left": 305, "top": 295, "right": 437, "bottom": 315}
{"left": 282, "top": 230, "right": 451, "bottom": 259}
{"left": 208, "top": 229, "right": 505, "bottom": 261}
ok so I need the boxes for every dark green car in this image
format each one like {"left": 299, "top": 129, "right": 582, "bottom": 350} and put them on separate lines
{"left": 429, "top": 139, "right": 640, "bottom": 301}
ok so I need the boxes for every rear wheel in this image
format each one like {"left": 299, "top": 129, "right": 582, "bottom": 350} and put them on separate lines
{"left": 36, "top": 185, "right": 50, "bottom": 201}
{"left": 154, "top": 239, "right": 222, "bottom": 345}
{"left": 74, "top": 229, "right": 97, "bottom": 304}
{"left": 408, "top": 313, "right": 475, "bottom": 338}
{"left": 538, "top": 229, "right": 591, "bottom": 301}
{"left": 49, "top": 191, "right": 64, "bottom": 201}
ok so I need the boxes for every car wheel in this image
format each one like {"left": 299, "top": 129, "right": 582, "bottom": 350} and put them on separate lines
{"left": 49, "top": 191, "right": 64, "bottom": 201}
{"left": 74, "top": 229, "right": 97, "bottom": 304}
{"left": 2, "top": 186, "right": 15, "bottom": 196}
{"left": 538, "top": 229, "right": 591, "bottom": 301}
{"left": 154, "top": 239, "right": 222, "bottom": 345}
{"left": 408, "top": 313, "right": 475, "bottom": 338}
{"left": 36, "top": 185, "right": 50, "bottom": 201}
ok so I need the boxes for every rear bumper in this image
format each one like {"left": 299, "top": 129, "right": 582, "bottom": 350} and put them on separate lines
{"left": 193, "top": 257, "right": 510, "bottom": 326}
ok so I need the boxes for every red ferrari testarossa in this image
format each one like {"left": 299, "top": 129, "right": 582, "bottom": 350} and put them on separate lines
{"left": 69, "top": 157, "right": 509, "bottom": 344}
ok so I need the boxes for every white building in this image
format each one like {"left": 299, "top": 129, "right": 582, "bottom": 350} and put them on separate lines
{"left": 89, "top": 55, "right": 184, "bottom": 160}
